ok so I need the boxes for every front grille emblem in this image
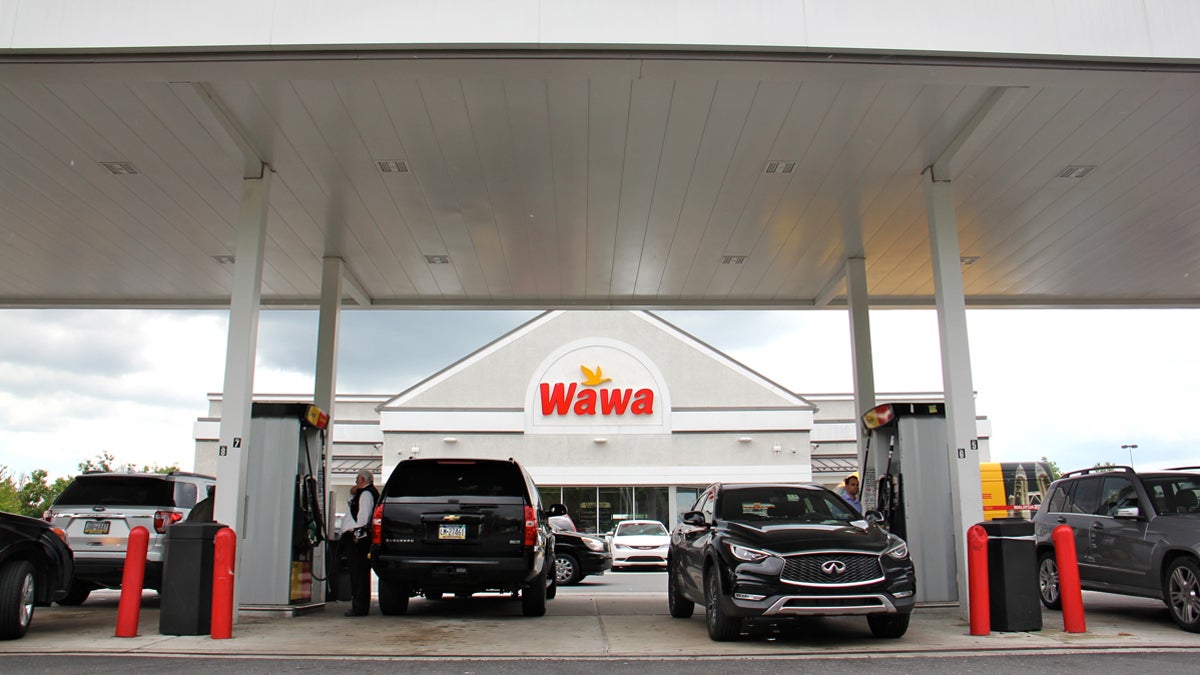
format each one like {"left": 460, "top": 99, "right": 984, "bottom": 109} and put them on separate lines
{"left": 821, "top": 560, "right": 848, "bottom": 575}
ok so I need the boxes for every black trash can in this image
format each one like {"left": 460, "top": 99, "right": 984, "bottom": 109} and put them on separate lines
{"left": 327, "top": 533, "right": 353, "bottom": 602}
{"left": 979, "top": 518, "right": 1042, "bottom": 631}
{"left": 159, "top": 521, "right": 225, "bottom": 635}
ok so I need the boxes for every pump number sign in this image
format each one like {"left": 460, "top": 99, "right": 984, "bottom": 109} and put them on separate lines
{"left": 438, "top": 523, "right": 467, "bottom": 540}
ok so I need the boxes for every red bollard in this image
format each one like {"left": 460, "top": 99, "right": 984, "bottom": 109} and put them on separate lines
{"left": 115, "top": 525, "right": 149, "bottom": 637}
{"left": 211, "top": 527, "right": 236, "bottom": 639}
{"left": 967, "top": 524, "right": 990, "bottom": 636}
{"left": 1052, "top": 525, "right": 1086, "bottom": 633}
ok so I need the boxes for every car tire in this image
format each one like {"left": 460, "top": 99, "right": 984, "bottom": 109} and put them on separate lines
{"left": 377, "top": 578, "right": 410, "bottom": 615}
{"left": 555, "top": 553, "right": 582, "bottom": 586}
{"left": 56, "top": 579, "right": 94, "bottom": 606}
{"left": 424, "top": 590, "right": 444, "bottom": 600}
{"left": 704, "top": 567, "right": 741, "bottom": 641}
{"left": 1165, "top": 557, "right": 1200, "bottom": 633}
{"left": 667, "top": 560, "right": 694, "bottom": 619}
{"left": 0, "top": 560, "right": 35, "bottom": 641}
{"left": 522, "top": 569, "right": 547, "bottom": 617}
{"left": 546, "top": 574, "right": 557, "bottom": 600}
{"left": 867, "top": 613, "right": 910, "bottom": 638}
{"left": 1038, "top": 550, "right": 1062, "bottom": 610}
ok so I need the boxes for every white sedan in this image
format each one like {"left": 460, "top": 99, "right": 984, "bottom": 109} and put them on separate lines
{"left": 609, "top": 520, "right": 669, "bottom": 569}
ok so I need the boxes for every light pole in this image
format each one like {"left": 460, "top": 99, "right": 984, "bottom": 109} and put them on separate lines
{"left": 1121, "top": 443, "right": 1138, "bottom": 467}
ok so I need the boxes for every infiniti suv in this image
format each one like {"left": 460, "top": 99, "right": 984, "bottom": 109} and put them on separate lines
{"left": 1032, "top": 465, "right": 1200, "bottom": 632}
{"left": 668, "top": 482, "right": 915, "bottom": 641}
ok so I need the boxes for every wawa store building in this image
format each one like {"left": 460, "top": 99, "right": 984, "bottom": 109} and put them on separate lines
{"left": 193, "top": 310, "right": 991, "bottom": 533}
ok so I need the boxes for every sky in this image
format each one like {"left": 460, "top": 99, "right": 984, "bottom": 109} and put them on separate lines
{"left": 1, "top": 307, "right": 1197, "bottom": 482}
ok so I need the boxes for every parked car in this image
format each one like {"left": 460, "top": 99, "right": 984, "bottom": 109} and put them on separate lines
{"left": 42, "top": 471, "right": 215, "bottom": 604}
{"left": 609, "top": 519, "right": 669, "bottom": 569}
{"left": 1032, "top": 465, "right": 1200, "bottom": 632}
{"left": 551, "top": 521, "right": 611, "bottom": 585}
{"left": 0, "top": 511, "right": 75, "bottom": 640}
{"left": 370, "top": 458, "right": 563, "bottom": 616}
{"left": 668, "top": 482, "right": 915, "bottom": 641}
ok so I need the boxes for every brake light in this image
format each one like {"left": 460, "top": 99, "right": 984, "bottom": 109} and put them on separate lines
{"left": 154, "top": 510, "right": 183, "bottom": 533}
{"left": 51, "top": 527, "right": 69, "bottom": 546}
{"left": 372, "top": 503, "right": 383, "bottom": 545}
{"left": 523, "top": 505, "right": 537, "bottom": 547}
{"left": 42, "top": 509, "right": 54, "bottom": 523}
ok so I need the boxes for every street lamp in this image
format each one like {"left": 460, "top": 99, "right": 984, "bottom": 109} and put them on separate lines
{"left": 1121, "top": 443, "right": 1138, "bottom": 466}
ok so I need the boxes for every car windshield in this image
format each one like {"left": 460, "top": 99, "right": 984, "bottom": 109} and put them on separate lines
{"left": 719, "top": 487, "right": 858, "bottom": 525}
{"left": 616, "top": 521, "right": 667, "bottom": 536}
{"left": 1141, "top": 476, "right": 1200, "bottom": 515}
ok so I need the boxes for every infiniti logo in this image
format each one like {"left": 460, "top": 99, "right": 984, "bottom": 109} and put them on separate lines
{"left": 821, "top": 560, "right": 847, "bottom": 575}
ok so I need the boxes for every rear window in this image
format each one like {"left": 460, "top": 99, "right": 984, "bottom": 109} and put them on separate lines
{"left": 54, "top": 476, "right": 177, "bottom": 507}
{"left": 384, "top": 460, "right": 527, "bottom": 499}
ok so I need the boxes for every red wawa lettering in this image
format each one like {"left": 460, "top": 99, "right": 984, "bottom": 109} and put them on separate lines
{"left": 539, "top": 382, "right": 654, "bottom": 416}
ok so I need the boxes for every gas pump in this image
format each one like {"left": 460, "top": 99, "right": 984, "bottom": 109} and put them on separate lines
{"left": 860, "top": 402, "right": 957, "bottom": 603}
{"left": 239, "top": 402, "right": 329, "bottom": 613}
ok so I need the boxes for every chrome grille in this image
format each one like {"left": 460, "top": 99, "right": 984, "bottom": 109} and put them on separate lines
{"left": 782, "top": 552, "right": 883, "bottom": 586}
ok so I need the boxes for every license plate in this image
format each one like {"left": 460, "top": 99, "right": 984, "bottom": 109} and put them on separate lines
{"left": 438, "top": 523, "right": 467, "bottom": 540}
{"left": 83, "top": 520, "right": 110, "bottom": 535}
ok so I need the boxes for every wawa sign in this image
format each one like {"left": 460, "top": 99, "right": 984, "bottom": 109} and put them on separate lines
{"left": 525, "top": 339, "right": 670, "bottom": 434}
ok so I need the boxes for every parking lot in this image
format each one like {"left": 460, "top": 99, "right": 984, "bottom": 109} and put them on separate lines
{"left": 3, "top": 572, "right": 1197, "bottom": 660}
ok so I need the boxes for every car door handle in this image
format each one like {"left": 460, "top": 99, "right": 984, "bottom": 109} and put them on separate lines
{"left": 1091, "top": 522, "right": 1103, "bottom": 529}
{"left": 1056, "top": 516, "right": 1066, "bottom": 523}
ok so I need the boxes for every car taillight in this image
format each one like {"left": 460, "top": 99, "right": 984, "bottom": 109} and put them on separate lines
{"left": 372, "top": 503, "right": 383, "bottom": 545}
{"left": 523, "top": 505, "right": 536, "bottom": 547}
{"left": 154, "top": 510, "right": 183, "bottom": 533}
{"left": 42, "top": 509, "right": 54, "bottom": 523}
{"left": 51, "top": 527, "right": 69, "bottom": 546}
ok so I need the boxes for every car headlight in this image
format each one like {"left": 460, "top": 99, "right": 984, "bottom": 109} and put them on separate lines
{"left": 583, "top": 537, "right": 606, "bottom": 552}
{"left": 885, "top": 539, "right": 909, "bottom": 560}
{"left": 726, "top": 542, "right": 774, "bottom": 562}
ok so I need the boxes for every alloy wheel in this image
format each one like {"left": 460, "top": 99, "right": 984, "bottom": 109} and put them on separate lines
{"left": 1167, "top": 560, "right": 1200, "bottom": 631}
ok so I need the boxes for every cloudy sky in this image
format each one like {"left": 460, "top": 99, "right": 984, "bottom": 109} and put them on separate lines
{"left": 1, "top": 307, "right": 1197, "bottom": 481}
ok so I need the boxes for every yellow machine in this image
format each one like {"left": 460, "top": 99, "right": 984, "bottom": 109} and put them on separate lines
{"left": 980, "top": 461, "right": 1053, "bottom": 520}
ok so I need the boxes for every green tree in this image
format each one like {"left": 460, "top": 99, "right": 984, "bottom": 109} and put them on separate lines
{"left": 1040, "top": 456, "right": 1062, "bottom": 480}
{"left": 0, "top": 466, "right": 22, "bottom": 514}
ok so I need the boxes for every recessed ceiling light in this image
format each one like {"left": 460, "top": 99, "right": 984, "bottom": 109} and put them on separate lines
{"left": 960, "top": 256, "right": 981, "bottom": 266}
{"left": 721, "top": 255, "right": 747, "bottom": 264}
{"left": 1057, "top": 165, "right": 1095, "bottom": 179}
{"left": 100, "top": 161, "right": 139, "bottom": 175}
{"left": 377, "top": 160, "right": 409, "bottom": 173}
{"left": 424, "top": 255, "right": 450, "bottom": 264}
{"left": 212, "top": 255, "right": 235, "bottom": 265}
{"left": 763, "top": 160, "right": 796, "bottom": 175}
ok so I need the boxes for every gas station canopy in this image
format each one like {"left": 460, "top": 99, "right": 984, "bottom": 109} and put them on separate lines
{"left": 2, "top": 3, "right": 1200, "bottom": 312}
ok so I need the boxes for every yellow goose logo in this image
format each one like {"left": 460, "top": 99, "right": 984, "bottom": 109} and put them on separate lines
{"left": 580, "top": 365, "right": 612, "bottom": 387}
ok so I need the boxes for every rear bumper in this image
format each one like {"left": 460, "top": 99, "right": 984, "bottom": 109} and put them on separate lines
{"left": 73, "top": 558, "right": 164, "bottom": 590}
{"left": 372, "top": 554, "right": 547, "bottom": 592}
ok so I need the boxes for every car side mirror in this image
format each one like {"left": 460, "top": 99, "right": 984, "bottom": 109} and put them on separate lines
{"left": 1114, "top": 505, "right": 1140, "bottom": 519}
{"left": 863, "top": 509, "right": 889, "bottom": 529}
{"left": 547, "top": 503, "right": 568, "bottom": 517}
{"left": 682, "top": 510, "right": 708, "bottom": 527}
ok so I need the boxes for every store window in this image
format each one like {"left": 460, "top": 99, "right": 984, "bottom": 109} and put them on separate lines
{"left": 599, "top": 486, "right": 635, "bottom": 533}
{"left": 563, "top": 486, "right": 599, "bottom": 533}
{"left": 634, "top": 486, "right": 670, "bottom": 524}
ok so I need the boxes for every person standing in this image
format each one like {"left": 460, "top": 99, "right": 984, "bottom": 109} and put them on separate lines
{"left": 838, "top": 473, "right": 862, "bottom": 513}
{"left": 341, "top": 469, "right": 379, "bottom": 617}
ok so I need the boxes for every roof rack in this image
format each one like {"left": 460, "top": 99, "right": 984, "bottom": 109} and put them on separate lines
{"left": 1062, "top": 465, "right": 1135, "bottom": 478}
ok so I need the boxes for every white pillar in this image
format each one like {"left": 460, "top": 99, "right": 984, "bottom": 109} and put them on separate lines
{"left": 214, "top": 169, "right": 271, "bottom": 611}
{"left": 313, "top": 256, "right": 343, "bottom": 596}
{"left": 845, "top": 256, "right": 876, "bottom": 474}
{"left": 924, "top": 171, "right": 984, "bottom": 620}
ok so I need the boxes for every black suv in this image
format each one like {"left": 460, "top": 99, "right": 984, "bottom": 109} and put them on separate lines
{"left": 1, "top": 511, "right": 75, "bottom": 640}
{"left": 370, "top": 458, "right": 562, "bottom": 616}
{"left": 43, "top": 471, "right": 216, "bottom": 604}
{"left": 550, "top": 520, "right": 611, "bottom": 586}
{"left": 668, "top": 482, "right": 915, "bottom": 641}
{"left": 1032, "top": 465, "right": 1200, "bottom": 632}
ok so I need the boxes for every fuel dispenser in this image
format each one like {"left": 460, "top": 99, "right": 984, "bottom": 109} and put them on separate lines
{"left": 860, "top": 402, "right": 957, "bottom": 603}
{"left": 239, "top": 402, "right": 329, "bottom": 613}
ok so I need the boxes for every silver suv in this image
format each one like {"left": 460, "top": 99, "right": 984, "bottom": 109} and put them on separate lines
{"left": 43, "top": 471, "right": 216, "bottom": 605}
{"left": 1032, "top": 465, "right": 1200, "bottom": 632}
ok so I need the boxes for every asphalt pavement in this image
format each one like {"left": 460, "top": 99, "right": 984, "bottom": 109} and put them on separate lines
{"left": 3, "top": 577, "right": 1197, "bottom": 660}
